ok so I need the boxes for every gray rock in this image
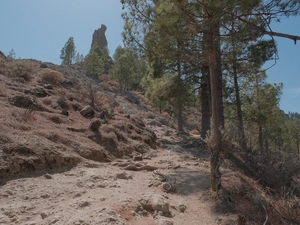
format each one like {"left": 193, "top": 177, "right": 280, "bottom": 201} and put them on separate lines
{"left": 89, "top": 119, "right": 101, "bottom": 132}
{"left": 91, "top": 24, "right": 108, "bottom": 49}
{"left": 80, "top": 105, "right": 95, "bottom": 118}
{"left": 139, "top": 193, "right": 170, "bottom": 214}
{"left": 115, "top": 172, "right": 132, "bottom": 180}
{"left": 24, "top": 86, "right": 48, "bottom": 97}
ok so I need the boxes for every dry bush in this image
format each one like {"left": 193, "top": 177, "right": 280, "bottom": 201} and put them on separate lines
{"left": 48, "top": 115, "right": 64, "bottom": 124}
{"left": 102, "top": 124, "right": 127, "bottom": 143}
{"left": 100, "top": 131, "right": 119, "bottom": 155}
{"left": 145, "top": 111, "right": 155, "bottom": 119}
{"left": 272, "top": 195, "right": 300, "bottom": 224}
{"left": 148, "top": 120, "right": 162, "bottom": 127}
{"left": 75, "top": 84, "right": 109, "bottom": 110}
{"left": 56, "top": 97, "right": 69, "bottom": 110}
{"left": 5, "top": 60, "right": 34, "bottom": 81}
{"left": 40, "top": 69, "right": 64, "bottom": 85}
{"left": 11, "top": 108, "right": 36, "bottom": 122}
{"left": 42, "top": 98, "right": 52, "bottom": 105}
{"left": 190, "top": 129, "right": 200, "bottom": 135}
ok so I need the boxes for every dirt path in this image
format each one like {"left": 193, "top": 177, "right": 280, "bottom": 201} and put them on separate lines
{"left": 0, "top": 139, "right": 237, "bottom": 225}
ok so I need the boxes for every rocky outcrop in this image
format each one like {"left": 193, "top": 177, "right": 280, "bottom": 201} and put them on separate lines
{"left": 0, "top": 50, "right": 6, "bottom": 59}
{"left": 0, "top": 135, "right": 80, "bottom": 182}
{"left": 91, "top": 24, "right": 108, "bottom": 49}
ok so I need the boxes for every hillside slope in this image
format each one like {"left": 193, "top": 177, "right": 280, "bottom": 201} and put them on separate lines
{"left": 0, "top": 57, "right": 300, "bottom": 225}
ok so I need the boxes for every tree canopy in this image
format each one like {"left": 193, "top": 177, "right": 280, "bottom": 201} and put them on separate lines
{"left": 60, "top": 37, "right": 76, "bottom": 65}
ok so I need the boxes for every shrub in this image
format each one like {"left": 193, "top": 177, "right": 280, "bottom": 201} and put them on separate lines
{"left": 40, "top": 69, "right": 64, "bottom": 85}
{"left": 6, "top": 60, "right": 34, "bottom": 81}
{"left": 42, "top": 98, "right": 52, "bottom": 105}
{"left": 11, "top": 108, "right": 36, "bottom": 122}
{"left": 56, "top": 97, "right": 69, "bottom": 110}
{"left": 49, "top": 115, "right": 63, "bottom": 124}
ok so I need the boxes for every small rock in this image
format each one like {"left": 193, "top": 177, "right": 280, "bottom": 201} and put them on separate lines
{"left": 79, "top": 201, "right": 90, "bottom": 208}
{"left": 158, "top": 219, "right": 174, "bottom": 225}
{"left": 80, "top": 105, "right": 95, "bottom": 118}
{"left": 133, "top": 155, "right": 143, "bottom": 161}
{"left": 61, "top": 109, "right": 69, "bottom": 116}
{"left": 44, "top": 174, "right": 52, "bottom": 179}
{"left": 41, "top": 194, "right": 50, "bottom": 199}
{"left": 41, "top": 212, "right": 48, "bottom": 219}
{"left": 115, "top": 172, "right": 133, "bottom": 180}
{"left": 178, "top": 204, "right": 187, "bottom": 213}
{"left": 74, "top": 193, "right": 81, "bottom": 198}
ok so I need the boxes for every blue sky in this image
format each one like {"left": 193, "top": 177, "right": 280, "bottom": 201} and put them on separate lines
{"left": 0, "top": 1, "right": 299, "bottom": 113}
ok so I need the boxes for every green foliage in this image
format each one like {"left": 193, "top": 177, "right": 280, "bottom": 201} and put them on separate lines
{"left": 110, "top": 46, "right": 147, "bottom": 91}
{"left": 84, "top": 49, "right": 104, "bottom": 77}
{"left": 60, "top": 37, "right": 76, "bottom": 65}
{"left": 74, "top": 52, "right": 84, "bottom": 65}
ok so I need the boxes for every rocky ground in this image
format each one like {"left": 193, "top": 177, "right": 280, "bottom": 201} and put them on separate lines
{"left": 0, "top": 134, "right": 236, "bottom": 225}
{"left": 1, "top": 56, "right": 299, "bottom": 225}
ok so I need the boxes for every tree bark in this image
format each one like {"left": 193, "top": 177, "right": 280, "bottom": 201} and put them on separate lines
{"left": 232, "top": 48, "right": 247, "bottom": 151}
{"left": 201, "top": 65, "right": 211, "bottom": 139}
{"left": 208, "top": 18, "right": 222, "bottom": 192}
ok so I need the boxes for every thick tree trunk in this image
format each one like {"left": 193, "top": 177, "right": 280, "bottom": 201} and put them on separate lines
{"left": 201, "top": 65, "right": 211, "bottom": 139}
{"left": 208, "top": 20, "right": 223, "bottom": 192}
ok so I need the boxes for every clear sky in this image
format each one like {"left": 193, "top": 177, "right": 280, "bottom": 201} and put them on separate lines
{"left": 0, "top": 1, "right": 299, "bottom": 113}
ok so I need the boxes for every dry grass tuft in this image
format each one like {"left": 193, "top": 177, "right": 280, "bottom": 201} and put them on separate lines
{"left": 5, "top": 60, "right": 34, "bottom": 81}
{"left": 40, "top": 69, "right": 64, "bottom": 85}
{"left": 48, "top": 115, "right": 64, "bottom": 124}
{"left": 190, "top": 129, "right": 200, "bottom": 135}
{"left": 145, "top": 111, "right": 155, "bottom": 119}
{"left": 11, "top": 108, "right": 36, "bottom": 122}
{"left": 56, "top": 97, "right": 69, "bottom": 110}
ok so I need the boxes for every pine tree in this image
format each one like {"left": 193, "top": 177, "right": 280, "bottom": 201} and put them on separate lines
{"left": 84, "top": 48, "right": 104, "bottom": 77}
{"left": 8, "top": 49, "right": 16, "bottom": 59}
{"left": 60, "top": 37, "right": 76, "bottom": 65}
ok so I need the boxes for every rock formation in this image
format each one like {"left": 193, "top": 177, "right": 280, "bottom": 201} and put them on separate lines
{"left": 91, "top": 24, "right": 108, "bottom": 49}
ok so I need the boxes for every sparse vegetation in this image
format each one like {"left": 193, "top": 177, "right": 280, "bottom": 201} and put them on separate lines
{"left": 5, "top": 60, "right": 34, "bottom": 81}
{"left": 40, "top": 69, "right": 64, "bottom": 85}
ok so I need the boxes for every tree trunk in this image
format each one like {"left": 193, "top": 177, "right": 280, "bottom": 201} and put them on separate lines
{"left": 201, "top": 65, "right": 211, "bottom": 139}
{"left": 232, "top": 49, "right": 247, "bottom": 151}
{"left": 255, "top": 75, "right": 264, "bottom": 151}
{"left": 208, "top": 19, "right": 222, "bottom": 192}
{"left": 177, "top": 105, "right": 183, "bottom": 133}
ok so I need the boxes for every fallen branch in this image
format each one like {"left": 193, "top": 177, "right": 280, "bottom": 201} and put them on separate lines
{"left": 262, "top": 204, "right": 268, "bottom": 225}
